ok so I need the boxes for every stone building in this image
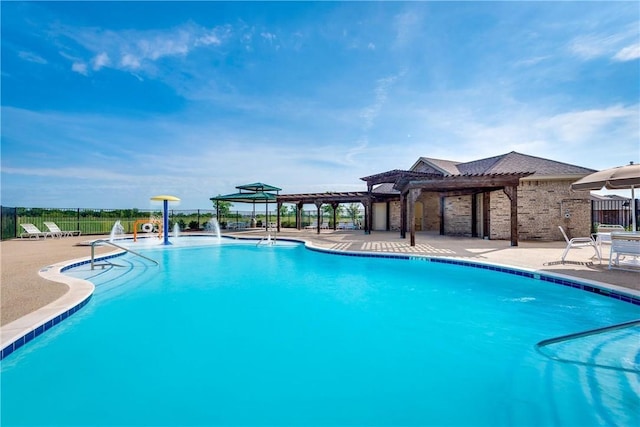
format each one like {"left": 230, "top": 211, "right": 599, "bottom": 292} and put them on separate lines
{"left": 362, "top": 151, "right": 596, "bottom": 245}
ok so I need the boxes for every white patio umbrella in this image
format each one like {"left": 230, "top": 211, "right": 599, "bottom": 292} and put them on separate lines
{"left": 571, "top": 162, "right": 640, "bottom": 231}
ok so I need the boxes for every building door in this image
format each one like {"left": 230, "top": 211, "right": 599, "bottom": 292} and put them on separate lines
{"left": 373, "top": 203, "right": 387, "bottom": 231}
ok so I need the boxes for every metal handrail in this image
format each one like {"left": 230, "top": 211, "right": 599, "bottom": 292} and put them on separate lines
{"left": 535, "top": 319, "right": 640, "bottom": 373}
{"left": 90, "top": 239, "right": 159, "bottom": 270}
{"left": 535, "top": 319, "right": 640, "bottom": 349}
{"left": 256, "top": 227, "right": 277, "bottom": 246}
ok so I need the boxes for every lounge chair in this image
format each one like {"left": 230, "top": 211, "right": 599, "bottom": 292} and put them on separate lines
{"left": 227, "top": 221, "right": 247, "bottom": 230}
{"left": 338, "top": 221, "right": 357, "bottom": 230}
{"left": 44, "top": 222, "right": 81, "bottom": 237}
{"left": 558, "top": 226, "right": 600, "bottom": 263}
{"left": 304, "top": 221, "right": 318, "bottom": 230}
{"left": 20, "top": 223, "right": 52, "bottom": 239}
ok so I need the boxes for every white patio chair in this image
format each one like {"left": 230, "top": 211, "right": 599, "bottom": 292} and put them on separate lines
{"left": 558, "top": 226, "right": 600, "bottom": 263}
{"left": 594, "top": 224, "right": 625, "bottom": 255}
{"left": 20, "top": 224, "right": 51, "bottom": 239}
{"left": 44, "top": 222, "right": 81, "bottom": 237}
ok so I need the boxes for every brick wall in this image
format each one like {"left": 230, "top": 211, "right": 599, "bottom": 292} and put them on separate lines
{"left": 444, "top": 195, "right": 473, "bottom": 236}
{"left": 489, "top": 179, "right": 591, "bottom": 240}
{"left": 393, "top": 179, "right": 592, "bottom": 241}
{"left": 389, "top": 201, "right": 401, "bottom": 231}
{"left": 417, "top": 193, "right": 441, "bottom": 232}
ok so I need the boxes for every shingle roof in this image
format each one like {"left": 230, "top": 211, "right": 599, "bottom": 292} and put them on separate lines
{"left": 372, "top": 183, "right": 399, "bottom": 194}
{"left": 415, "top": 151, "right": 595, "bottom": 177}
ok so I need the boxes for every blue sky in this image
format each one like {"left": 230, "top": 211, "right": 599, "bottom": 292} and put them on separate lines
{"left": 2, "top": 1, "right": 639, "bottom": 209}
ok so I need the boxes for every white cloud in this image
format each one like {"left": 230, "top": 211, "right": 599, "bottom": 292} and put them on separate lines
{"left": 120, "top": 53, "right": 141, "bottom": 70}
{"left": 360, "top": 71, "right": 405, "bottom": 130}
{"left": 71, "top": 61, "right": 88, "bottom": 75}
{"left": 196, "top": 29, "right": 223, "bottom": 46}
{"left": 137, "top": 33, "right": 190, "bottom": 60}
{"left": 261, "top": 32, "right": 277, "bottom": 43}
{"left": 18, "top": 51, "right": 47, "bottom": 64}
{"left": 613, "top": 43, "right": 640, "bottom": 61}
{"left": 392, "top": 10, "right": 423, "bottom": 49}
{"left": 92, "top": 52, "right": 110, "bottom": 70}
{"left": 540, "top": 105, "right": 637, "bottom": 144}
{"left": 568, "top": 25, "right": 639, "bottom": 62}
{"left": 56, "top": 22, "right": 231, "bottom": 76}
{"left": 419, "top": 103, "right": 640, "bottom": 168}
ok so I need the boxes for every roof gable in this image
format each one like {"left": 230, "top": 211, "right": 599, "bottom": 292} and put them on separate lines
{"left": 410, "top": 157, "right": 460, "bottom": 175}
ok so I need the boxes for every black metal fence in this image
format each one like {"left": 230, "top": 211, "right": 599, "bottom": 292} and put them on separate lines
{"left": 0, "top": 206, "right": 330, "bottom": 240}
{"left": 591, "top": 198, "right": 639, "bottom": 232}
{"left": 1, "top": 207, "right": 216, "bottom": 240}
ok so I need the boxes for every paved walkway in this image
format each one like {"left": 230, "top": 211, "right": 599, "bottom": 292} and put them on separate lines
{"left": 1, "top": 230, "right": 638, "bottom": 327}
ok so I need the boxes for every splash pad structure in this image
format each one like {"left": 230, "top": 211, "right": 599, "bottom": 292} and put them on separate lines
{"left": 132, "top": 218, "right": 163, "bottom": 242}
{"left": 150, "top": 195, "right": 180, "bottom": 245}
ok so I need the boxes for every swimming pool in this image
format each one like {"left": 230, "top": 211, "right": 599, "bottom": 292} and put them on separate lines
{"left": 2, "top": 238, "right": 639, "bottom": 426}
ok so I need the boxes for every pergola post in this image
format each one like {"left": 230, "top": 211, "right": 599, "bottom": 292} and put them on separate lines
{"left": 400, "top": 192, "right": 407, "bottom": 239}
{"left": 439, "top": 196, "right": 445, "bottom": 236}
{"left": 331, "top": 202, "right": 339, "bottom": 230}
{"left": 276, "top": 201, "right": 282, "bottom": 232}
{"left": 314, "top": 201, "right": 323, "bottom": 234}
{"left": 503, "top": 186, "right": 519, "bottom": 246}
{"left": 483, "top": 192, "right": 491, "bottom": 239}
{"left": 408, "top": 188, "right": 420, "bottom": 246}
{"left": 364, "top": 198, "right": 372, "bottom": 235}
{"left": 296, "top": 202, "right": 303, "bottom": 230}
{"left": 365, "top": 184, "right": 373, "bottom": 235}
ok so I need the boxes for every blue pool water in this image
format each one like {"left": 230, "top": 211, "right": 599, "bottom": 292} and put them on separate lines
{"left": 2, "top": 239, "right": 639, "bottom": 426}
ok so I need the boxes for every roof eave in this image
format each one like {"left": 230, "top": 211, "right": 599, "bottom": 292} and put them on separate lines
{"left": 521, "top": 174, "right": 593, "bottom": 182}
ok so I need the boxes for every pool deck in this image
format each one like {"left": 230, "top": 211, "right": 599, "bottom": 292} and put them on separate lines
{"left": 1, "top": 230, "right": 639, "bottom": 329}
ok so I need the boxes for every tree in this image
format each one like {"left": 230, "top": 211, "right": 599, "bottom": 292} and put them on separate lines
{"left": 321, "top": 203, "right": 345, "bottom": 226}
{"left": 212, "top": 198, "right": 232, "bottom": 220}
{"left": 346, "top": 203, "right": 361, "bottom": 224}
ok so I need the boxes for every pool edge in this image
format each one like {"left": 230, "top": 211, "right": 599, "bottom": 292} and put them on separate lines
{"left": 2, "top": 238, "right": 638, "bottom": 361}
{"left": 0, "top": 251, "right": 119, "bottom": 360}
{"left": 304, "top": 241, "right": 640, "bottom": 304}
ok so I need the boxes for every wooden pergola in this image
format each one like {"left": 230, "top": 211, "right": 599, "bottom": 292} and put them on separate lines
{"left": 276, "top": 192, "right": 375, "bottom": 234}
{"left": 274, "top": 169, "right": 532, "bottom": 246}
{"left": 361, "top": 170, "right": 533, "bottom": 246}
